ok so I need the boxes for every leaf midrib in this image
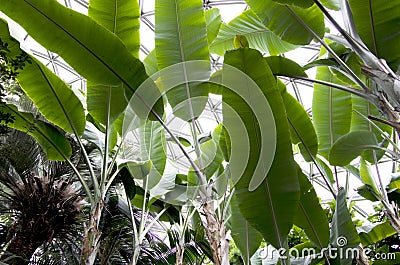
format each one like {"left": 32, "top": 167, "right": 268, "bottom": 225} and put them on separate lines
{"left": 35, "top": 62, "right": 78, "bottom": 135}
{"left": 113, "top": 0, "right": 118, "bottom": 34}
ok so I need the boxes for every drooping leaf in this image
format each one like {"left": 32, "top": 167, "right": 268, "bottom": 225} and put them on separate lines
{"left": 265, "top": 56, "right": 307, "bottom": 77}
{"left": 17, "top": 59, "right": 86, "bottom": 135}
{"left": 0, "top": 104, "right": 71, "bottom": 161}
{"left": 155, "top": 0, "right": 210, "bottom": 120}
{"left": 294, "top": 166, "right": 330, "bottom": 249}
{"left": 205, "top": 8, "right": 221, "bottom": 45}
{"left": 0, "top": 0, "right": 163, "bottom": 120}
{"left": 348, "top": 0, "right": 400, "bottom": 71}
{"left": 312, "top": 66, "right": 352, "bottom": 159}
{"left": 358, "top": 221, "right": 397, "bottom": 247}
{"left": 330, "top": 189, "right": 360, "bottom": 265}
{"left": 245, "top": 0, "right": 325, "bottom": 45}
{"left": 210, "top": 10, "right": 298, "bottom": 56}
{"left": 315, "top": 156, "right": 335, "bottom": 184}
{"left": 88, "top": 0, "right": 140, "bottom": 57}
{"left": 351, "top": 95, "right": 392, "bottom": 163}
{"left": 277, "top": 80, "right": 318, "bottom": 160}
{"left": 121, "top": 119, "right": 167, "bottom": 192}
{"left": 230, "top": 194, "right": 263, "bottom": 264}
{"left": 0, "top": 20, "right": 86, "bottom": 136}
{"left": 329, "top": 130, "right": 381, "bottom": 166}
{"left": 223, "top": 48, "right": 299, "bottom": 250}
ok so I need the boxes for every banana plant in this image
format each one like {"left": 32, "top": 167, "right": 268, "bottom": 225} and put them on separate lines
{"left": 0, "top": 0, "right": 164, "bottom": 263}
{"left": 1, "top": 0, "right": 400, "bottom": 265}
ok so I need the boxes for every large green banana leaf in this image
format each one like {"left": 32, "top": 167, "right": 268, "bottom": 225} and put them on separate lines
{"left": 204, "top": 8, "right": 221, "bottom": 45}
{"left": 312, "top": 66, "right": 352, "bottom": 159}
{"left": 348, "top": 0, "right": 400, "bottom": 70}
{"left": 155, "top": 0, "right": 209, "bottom": 121}
{"left": 351, "top": 95, "right": 391, "bottom": 163}
{"left": 358, "top": 221, "right": 397, "bottom": 247}
{"left": 245, "top": 0, "right": 325, "bottom": 45}
{"left": 140, "top": 120, "right": 167, "bottom": 177}
{"left": 0, "top": 20, "right": 85, "bottom": 136}
{"left": 230, "top": 194, "right": 263, "bottom": 264}
{"left": 278, "top": 80, "right": 318, "bottom": 160}
{"left": 88, "top": 0, "right": 140, "bottom": 57}
{"left": 294, "top": 166, "right": 330, "bottom": 249}
{"left": 330, "top": 189, "right": 360, "bottom": 265}
{"left": 0, "top": 0, "right": 163, "bottom": 120}
{"left": 0, "top": 104, "right": 71, "bottom": 161}
{"left": 87, "top": 0, "right": 141, "bottom": 125}
{"left": 18, "top": 57, "right": 86, "bottom": 135}
{"left": 329, "top": 130, "right": 382, "bottom": 166}
{"left": 223, "top": 48, "right": 299, "bottom": 251}
{"left": 210, "top": 10, "right": 298, "bottom": 56}
{"left": 264, "top": 57, "right": 318, "bottom": 160}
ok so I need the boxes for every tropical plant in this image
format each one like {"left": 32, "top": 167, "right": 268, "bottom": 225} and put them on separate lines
{"left": 0, "top": 0, "right": 399, "bottom": 265}
{"left": 0, "top": 128, "right": 84, "bottom": 264}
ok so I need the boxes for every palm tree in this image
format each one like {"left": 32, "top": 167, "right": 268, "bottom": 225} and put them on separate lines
{"left": 0, "top": 128, "right": 210, "bottom": 264}
{"left": 0, "top": 129, "right": 84, "bottom": 264}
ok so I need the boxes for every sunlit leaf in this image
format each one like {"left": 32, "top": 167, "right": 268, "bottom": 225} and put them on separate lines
{"left": 246, "top": 0, "right": 325, "bottom": 45}
{"left": 210, "top": 10, "right": 298, "bottom": 56}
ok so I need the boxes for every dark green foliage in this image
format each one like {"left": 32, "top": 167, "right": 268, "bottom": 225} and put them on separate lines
{"left": 0, "top": 37, "right": 31, "bottom": 134}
